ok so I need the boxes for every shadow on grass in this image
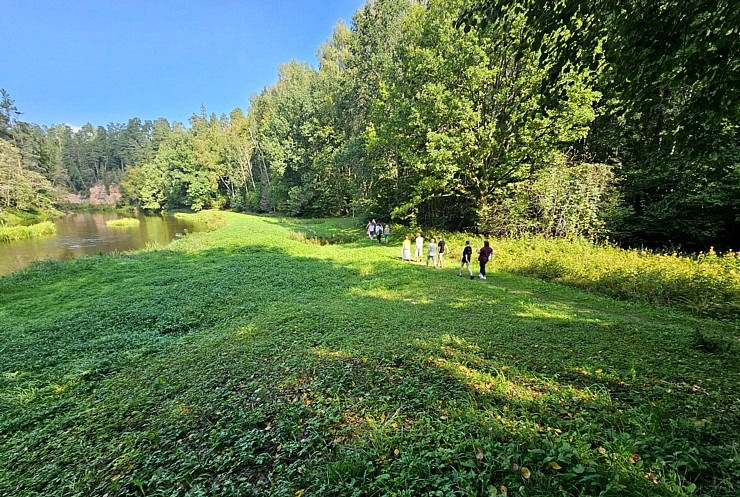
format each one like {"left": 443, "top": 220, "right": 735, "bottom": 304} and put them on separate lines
{"left": 1, "top": 239, "right": 738, "bottom": 496}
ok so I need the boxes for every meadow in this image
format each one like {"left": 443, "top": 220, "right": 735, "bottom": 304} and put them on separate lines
{"left": 0, "top": 213, "right": 738, "bottom": 496}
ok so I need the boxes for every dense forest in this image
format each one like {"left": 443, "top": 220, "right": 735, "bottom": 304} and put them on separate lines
{"left": 1, "top": 0, "right": 738, "bottom": 250}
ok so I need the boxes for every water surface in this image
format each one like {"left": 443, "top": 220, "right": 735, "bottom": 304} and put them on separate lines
{"left": 0, "top": 213, "right": 197, "bottom": 276}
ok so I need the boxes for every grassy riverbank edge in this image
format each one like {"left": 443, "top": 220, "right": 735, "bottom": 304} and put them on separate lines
{"left": 0, "top": 220, "right": 57, "bottom": 241}
{"left": 1, "top": 212, "right": 738, "bottom": 496}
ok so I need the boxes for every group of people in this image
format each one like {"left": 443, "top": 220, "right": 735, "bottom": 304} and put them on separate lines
{"left": 366, "top": 219, "right": 390, "bottom": 244}
{"left": 400, "top": 232, "right": 494, "bottom": 280}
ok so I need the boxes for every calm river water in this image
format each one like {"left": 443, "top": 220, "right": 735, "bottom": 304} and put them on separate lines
{"left": 0, "top": 213, "right": 198, "bottom": 277}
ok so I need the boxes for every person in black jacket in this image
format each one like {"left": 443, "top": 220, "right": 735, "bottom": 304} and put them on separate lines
{"left": 459, "top": 240, "right": 474, "bottom": 279}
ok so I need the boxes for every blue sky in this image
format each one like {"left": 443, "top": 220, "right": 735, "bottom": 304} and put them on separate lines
{"left": 3, "top": 0, "right": 367, "bottom": 127}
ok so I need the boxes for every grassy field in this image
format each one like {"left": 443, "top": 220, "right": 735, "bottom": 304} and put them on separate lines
{"left": 1, "top": 213, "right": 738, "bottom": 496}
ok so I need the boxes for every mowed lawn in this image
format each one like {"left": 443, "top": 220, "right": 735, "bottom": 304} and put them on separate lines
{"left": 1, "top": 213, "right": 738, "bottom": 497}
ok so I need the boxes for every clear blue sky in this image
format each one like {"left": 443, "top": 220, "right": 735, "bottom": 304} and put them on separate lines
{"left": 3, "top": 0, "right": 367, "bottom": 127}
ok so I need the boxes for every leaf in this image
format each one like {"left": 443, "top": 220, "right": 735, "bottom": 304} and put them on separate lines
{"left": 630, "top": 453, "right": 641, "bottom": 464}
{"left": 549, "top": 461, "right": 562, "bottom": 470}
{"left": 476, "top": 447, "right": 484, "bottom": 460}
{"left": 500, "top": 485, "right": 508, "bottom": 495}
{"left": 521, "top": 467, "right": 531, "bottom": 479}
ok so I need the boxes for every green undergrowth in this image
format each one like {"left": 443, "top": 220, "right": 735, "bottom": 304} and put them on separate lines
{"left": 0, "top": 221, "right": 56, "bottom": 242}
{"left": 1, "top": 213, "right": 738, "bottom": 496}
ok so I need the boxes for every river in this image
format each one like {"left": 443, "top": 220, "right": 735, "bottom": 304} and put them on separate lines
{"left": 0, "top": 212, "right": 199, "bottom": 277}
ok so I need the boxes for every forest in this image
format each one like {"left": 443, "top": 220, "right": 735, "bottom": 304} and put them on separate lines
{"left": 1, "top": 0, "right": 738, "bottom": 251}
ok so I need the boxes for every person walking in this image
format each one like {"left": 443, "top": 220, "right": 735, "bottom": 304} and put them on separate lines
{"left": 375, "top": 223, "right": 383, "bottom": 243}
{"left": 383, "top": 224, "right": 390, "bottom": 244}
{"left": 401, "top": 235, "right": 411, "bottom": 261}
{"left": 459, "top": 240, "right": 474, "bottom": 279}
{"left": 436, "top": 236, "right": 448, "bottom": 268}
{"left": 476, "top": 240, "right": 494, "bottom": 280}
{"left": 426, "top": 238, "right": 438, "bottom": 267}
{"left": 414, "top": 232, "right": 424, "bottom": 262}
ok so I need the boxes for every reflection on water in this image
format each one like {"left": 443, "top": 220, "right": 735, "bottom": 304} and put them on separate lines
{"left": 0, "top": 213, "right": 198, "bottom": 276}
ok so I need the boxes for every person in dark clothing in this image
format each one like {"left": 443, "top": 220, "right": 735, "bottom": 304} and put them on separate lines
{"left": 459, "top": 240, "right": 474, "bottom": 279}
{"left": 476, "top": 240, "right": 494, "bottom": 280}
{"left": 437, "top": 236, "right": 448, "bottom": 268}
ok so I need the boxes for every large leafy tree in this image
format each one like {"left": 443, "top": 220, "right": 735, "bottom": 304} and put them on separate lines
{"left": 459, "top": 0, "right": 740, "bottom": 247}
{"left": 369, "top": 0, "right": 604, "bottom": 231}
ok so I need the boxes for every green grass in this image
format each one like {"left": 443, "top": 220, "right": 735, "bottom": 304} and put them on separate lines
{"left": 105, "top": 217, "right": 141, "bottom": 228}
{"left": 0, "top": 221, "right": 56, "bottom": 241}
{"left": 1, "top": 213, "right": 738, "bottom": 496}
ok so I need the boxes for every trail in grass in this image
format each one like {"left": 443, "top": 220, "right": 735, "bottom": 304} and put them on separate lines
{"left": 1, "top": 213, "right": 738, "bottom": 496}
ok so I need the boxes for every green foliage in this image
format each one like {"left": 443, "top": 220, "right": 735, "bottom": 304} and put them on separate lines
{"left": 488, "top": 159, "right": 618, "bottom": 238}
{"left": 1, "top": 214, "right": 738, "bottom": 496}
{"left": 105, "top": 217, "right": 140, "bottom": 228}
{"left": 0, "top": 221, "right": 56, "bottom": 241}
{"left": 3, "top": 0, "right": 739, "bottom": 248}
{"left": 0, "top": 139, "right": 57, "bottom": 213}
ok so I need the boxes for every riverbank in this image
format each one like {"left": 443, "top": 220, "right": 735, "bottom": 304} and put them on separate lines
{"left": 0, "top": 220, "right": 56, "bottom": 241}
{"left": 1, "top": 212, "right": 738, "bottom": 496}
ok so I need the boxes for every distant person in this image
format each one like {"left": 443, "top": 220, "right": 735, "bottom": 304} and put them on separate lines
{"left": 426, "top": 238, "right": 438, "bottom": 267}
{"left": 401, "top": 235, "right": 411, "bottom": 261}
{"left": 383, "top": 224, "right": 390, "bottom": 244}
{"left": 476, "top": 240, "right": 494, "bottom": 280}
{"left": 375, "top": 223, "right": 383, "bottom": 243}
{"left": 437, "top": 236, "right": 448, "bottom": 268}
{"left": 459, "top": 240, "right": 473, "bottom": 279}
{"left": 366, "top": 220, "right": 375, "bottom": 239}
{"left": 414, "top": 232, "right": 424, "bottom": 262}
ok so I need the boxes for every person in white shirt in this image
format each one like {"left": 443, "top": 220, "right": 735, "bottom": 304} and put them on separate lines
{"left": 414, "top": 232, "right": 424, "bottom": 262}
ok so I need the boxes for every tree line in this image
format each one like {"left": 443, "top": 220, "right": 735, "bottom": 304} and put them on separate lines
{"left": 1, "top": 0, "right": 737, "bottom": 250}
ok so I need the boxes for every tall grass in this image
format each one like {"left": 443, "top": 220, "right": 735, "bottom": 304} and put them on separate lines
{"left": 174, "top": 210, "right": 227, "bottom": 231}
{"left": 105, "top": 217, "right": 140, "bottom": 228}
{"left": 0, "top": 221, "right": 56, "bottom": 242}
{"left": 416, "top": 232, "right": 738, "bottom": 319}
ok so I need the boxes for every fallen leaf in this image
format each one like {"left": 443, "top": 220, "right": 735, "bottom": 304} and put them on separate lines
{"left": 549, "top": 461, "right": 562, "bottom": 470}
{"left": 476, "top": 447, "right": 484, "bottom": 461}
{"left": 521, "top": 467, "right": 531, "bottom": 479}
{"left": 630, "top": 453, "right": 641, "bottom": 464}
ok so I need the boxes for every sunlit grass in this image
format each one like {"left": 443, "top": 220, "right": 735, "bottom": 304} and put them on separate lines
{"left": 105, "top": 217, "right": 140, "bottom": 228}
{"left": 0, "top": 221, "right": 56, "bottom": 241}
{"left": 0, "top": 213, "right": 737, "bottom": 496}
